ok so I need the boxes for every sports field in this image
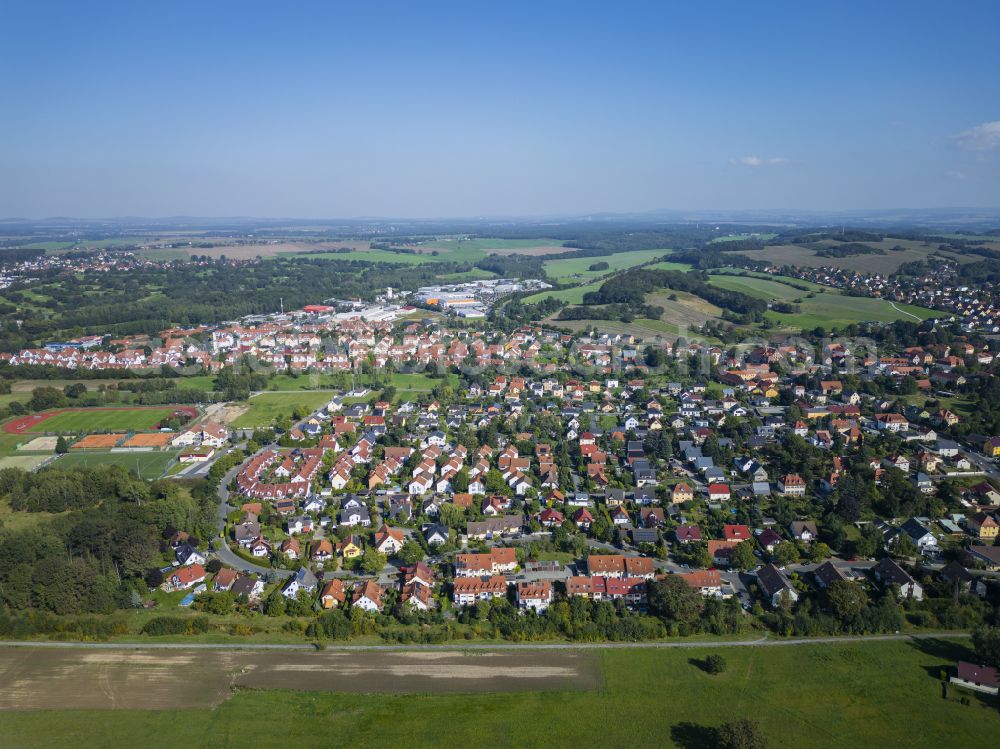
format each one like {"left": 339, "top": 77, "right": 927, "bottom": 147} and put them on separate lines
{"left": 3, "top": 407, "right": 195, "bottom": 435}
{"left": 0, "top": 639, "right": 994, "bottom": 748}
{"left": 52, "top": 450, "right": 180, "bottom": 479}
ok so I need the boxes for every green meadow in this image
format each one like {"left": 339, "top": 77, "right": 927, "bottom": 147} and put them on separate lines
{"left": 0, "top": 639, "right": 993, "bottom": 749}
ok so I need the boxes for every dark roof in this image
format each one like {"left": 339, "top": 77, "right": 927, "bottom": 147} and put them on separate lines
{"left": 631, "top": 528, "right": 659, "bottom": 544}
{"left": 872, "top": 557, "right": 915, "bottom": 587}
{"left": 956, "top": 661, "right": 1000, "bottom": 689}
{"left": 968, "top": 545, "right": 1000, "bottom": 564}
{"left": 756, "top": 564, "right": 793, "bottom": 597}
{"left": 813, "top": 561, "right": 848, "bottom": 587}
{"left": 939, "top": 560, "right": 972, "bottom": 583}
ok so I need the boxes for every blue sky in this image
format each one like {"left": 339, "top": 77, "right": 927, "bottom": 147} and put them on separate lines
{"left": 1, "top": 1, "right": 998, "bottom": 218}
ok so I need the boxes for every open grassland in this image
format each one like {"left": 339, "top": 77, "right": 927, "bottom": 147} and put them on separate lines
{"left": 542, "top": 249, "right": 671, "bottom": 282}
{"left": 706, "top": 273, "right": 939, "bottom": 329}
{"left": 0, "top": 497, "right": 66, "bottom": 531}
{"left": 51, "top": 450, "right": 179, "bottom": 479}
{"left": 389, "top": 372, "right": 458, "bottom": 394}
{"left": 230, "top": 392, "right": 336, "bottom": 428}
{"left": 0, "top": 640, "right": 994, "bottom": 749}
{"left": 729, "top": 238, "right": 978, "bottom": 274}
{"left": 524, "top": 280, "right": 605, "bottom": 305}
{"left": 646, "top": 260, "right": 695, "bottom": 272}
{"left": 6, "top": 378, "right": 124, "bottom": 394}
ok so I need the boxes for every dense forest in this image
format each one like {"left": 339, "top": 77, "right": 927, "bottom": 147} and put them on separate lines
{"left": 0, "top": 465, "right": 217, "bottom": 617}
{"left": 581, "top": 268, "right": 768, "bottom": 323}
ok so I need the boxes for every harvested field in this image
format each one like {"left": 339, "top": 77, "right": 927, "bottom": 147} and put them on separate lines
{"left": 0, "top": 648, "right": 239, "bottom": 710}
{"left": 121, "top": 432, "right": 175, "bottom": 448}
{"left": 0, "top": 648, "right": 600, "bottom": 711}
{"left": 235, "top": 650, "right": 600, "bottom": 694}
{"left": 71, "top": 433, "right": 125, "bottom": 449}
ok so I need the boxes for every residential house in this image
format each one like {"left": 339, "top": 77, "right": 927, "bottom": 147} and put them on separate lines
{"left": 871, "top": 557, "right": 923, "bottom": 600}
{"left": 756, "top": 564, "right": 799, "bottom": 607}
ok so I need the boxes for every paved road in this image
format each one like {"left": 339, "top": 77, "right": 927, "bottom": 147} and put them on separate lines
{"left": 0, "top": 631, "right": 972, "bottom": 652}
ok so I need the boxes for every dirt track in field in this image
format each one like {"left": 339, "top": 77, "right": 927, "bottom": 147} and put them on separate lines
{"left": 0, "top": 648, "right": 601, "bottom": 710}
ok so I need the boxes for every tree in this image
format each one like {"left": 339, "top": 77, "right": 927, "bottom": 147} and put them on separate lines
{"left": 771, "top": 542, "right": 800, "bottom": 565}
{"left": 972, "top": 627, "right": 1000, "bottom": 668}
{"left": 704, "top": 654, "right": 727, "bottom": 674}
{"left": 890, "top": 534, "right": 918, "bottom": 560}
{"left": 398, "top": 540, "right": 424, "bottom": 566}
{"left": 63, "top": 382, "right": 87, "bottom": 398}
{"left": 825, "top": 580, "right": 868, "bottom": 622}
{"left": 54, "top": 435, "right": 69, "bottom": 454}
{"left": 144, "top": 567, "right": 164, "bottom": 588}
{"left": 716, "top": 717, "right": 768, "bottom": 749}
{"left": 361, "top": 548, "right": 387, "bottom": 575}
{"left": 439, "top": 503, "right": 465, "bottom": 529}
{"left": 730, "top": 541, "right": 757, "bottom": 571}
{"left": 647, "top": 574, "right": 704, "bottom": 625}
{"left": 28, "top": 386, "right": 68, "bottom": 412}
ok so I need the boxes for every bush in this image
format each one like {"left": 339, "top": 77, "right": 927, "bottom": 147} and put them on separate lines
{"left": 705, "top": 653, "right": 727, "bottom": 674}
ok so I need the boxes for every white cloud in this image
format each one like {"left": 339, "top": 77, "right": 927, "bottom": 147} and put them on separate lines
{"left": 730, "top": 155, "right": 789, "bottom": 167}
{"left": 951, "top": 120, "right": 1000, "bottom": 151}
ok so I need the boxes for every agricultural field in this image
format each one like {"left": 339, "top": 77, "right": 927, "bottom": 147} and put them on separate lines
{"left": 0, "top": 639, "right": 995, "bottom": 749}
{"left": 229, "top": 391, "right": 337, "bottom": 428}
{"left": 287, "top": 237, "right": 571, "bottom": 266}
{"left": 51, "top": 450, "right": 180, "bottom": 479}
{"left": 727, "top": 238, "right": 978, "bottom": 274}
{"left": 420, "top": 237, "right": 569, "bottom": 259}
{"left": 706, "top": 273, "right": 939, "bottom": 329}
{"left": 709, "top": 232, "right": 778, "bottom": 243}
{"left": 290, "top": 248, "right": 442, "bottom": 265}
{"left": 542, "top": 249, "right": 671, "bottom": 283}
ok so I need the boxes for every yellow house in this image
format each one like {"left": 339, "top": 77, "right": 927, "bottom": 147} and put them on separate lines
{"left": 987, "top": 437, "right": 1000, "bottom": 457}
{"left": 338, "top": 537, "right": 363, "bottom": 560}
{"left": 969, "top": 513, "right": 999, "bottom": 541}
